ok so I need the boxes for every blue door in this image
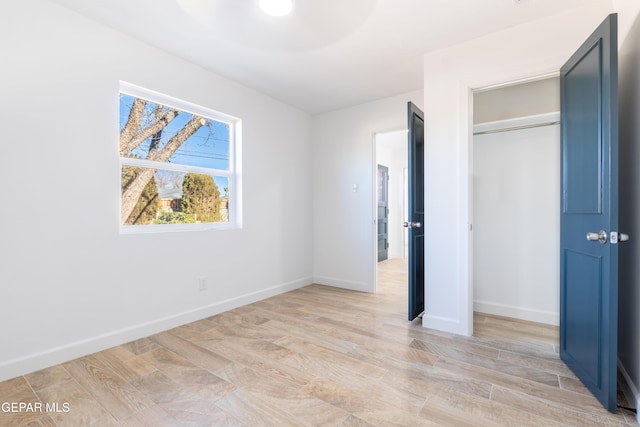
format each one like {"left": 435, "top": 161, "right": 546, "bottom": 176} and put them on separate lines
{"left": 407, "top": 102, "right": 425, "bottom": 321}
{"left": 560, "top": 14, "right": 619, "bottom": 412}
{"left": 377, "top": 164, "right": 389, "bottom": 262}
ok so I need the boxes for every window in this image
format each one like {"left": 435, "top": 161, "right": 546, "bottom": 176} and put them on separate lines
{"left": 119, "top": 82, "right": 241, "bottom": 233}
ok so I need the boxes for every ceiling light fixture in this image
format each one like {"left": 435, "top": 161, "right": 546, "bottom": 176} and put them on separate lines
{"left": 259, "top": 0, "right": 293, "bottom": 17}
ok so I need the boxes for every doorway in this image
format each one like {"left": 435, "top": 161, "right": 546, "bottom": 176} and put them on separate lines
{"left": 375, "top": 129, "right": 408, "bottom": 297}
{"left": 472, "top": 77, "right": 561, "bottom": 327}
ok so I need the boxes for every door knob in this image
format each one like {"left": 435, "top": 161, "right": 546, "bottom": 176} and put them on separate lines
{"left": 403, "top": 221, "right": 421, "bottom": 229}
{"left": 586, "top": 230, "right": 607, "bottom": 244}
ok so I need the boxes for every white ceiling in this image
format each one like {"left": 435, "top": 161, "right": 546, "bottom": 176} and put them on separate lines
{"left": 49, "top": 0, "right": 611, "bottom": 114}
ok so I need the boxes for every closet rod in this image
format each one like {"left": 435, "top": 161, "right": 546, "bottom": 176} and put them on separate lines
{"left": 473, "top": 120, "right": 560, "bottom": 136}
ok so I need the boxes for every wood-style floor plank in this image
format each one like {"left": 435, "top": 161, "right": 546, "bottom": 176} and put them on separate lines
{"left": 216, "top": 362, "right": 352, "bottom": 425}
{"left": 63, "top": 356, "right": 154, "bottom": 422}
{"left": 0, "top": 376, "right": 54, "bottom": 426}
{"left": 0, "top": 259, "right": 636, "bottom": 426}
{"left": 489, "top": 385, "right": 627, "bottom": 427}
{"left": 34, "top": 378, "right": 119, "bottom": 426}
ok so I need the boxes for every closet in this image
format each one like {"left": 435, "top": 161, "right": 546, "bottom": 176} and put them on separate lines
{"left": 473, "top": 77, "right": 560, "bottom": 325}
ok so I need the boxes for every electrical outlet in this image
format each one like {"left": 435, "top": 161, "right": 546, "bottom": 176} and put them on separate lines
{"left": 198, "top": 277, "right": 208, "bottom": 291}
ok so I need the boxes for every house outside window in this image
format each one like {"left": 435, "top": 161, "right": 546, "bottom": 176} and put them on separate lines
{"left": 119, "top": 82, "right": 241, "bottom": 233}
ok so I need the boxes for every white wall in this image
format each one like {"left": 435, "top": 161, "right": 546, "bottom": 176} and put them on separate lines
{"left": 313, "top": 91, "right": 423, "bottom": 292}
{"left": 422, "top": 4, "right": 614, "bottom": 335}
{"left": 473, "top": 121, "right": 560, "bottom": 325}
{"left": 0, "top": 0, "right": 313, "bottom": 381}
{"left": 613, "top": 0, "right": 640, "bottom": 45}
{"left": 617, "top": 5, "right": 640, "bottom": 416}
{"left": 376, "top": 130, "right": 408, "bottom": 260}
{"left": 473, "top": 78, "right": 560, "bottom": 124}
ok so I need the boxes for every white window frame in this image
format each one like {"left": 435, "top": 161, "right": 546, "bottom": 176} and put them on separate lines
{"left": 118, "top": 81, "right": 242, "bottom": 234}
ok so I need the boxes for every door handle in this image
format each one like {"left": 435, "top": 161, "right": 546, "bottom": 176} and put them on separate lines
{"left": 586, "top": 230, "right": 607, "bottom": 244}
{"left": 403, "top": 221, "right": 421, "bottom": 229}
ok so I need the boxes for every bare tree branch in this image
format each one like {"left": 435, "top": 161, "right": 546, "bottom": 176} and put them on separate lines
{"left": 121, "top": 167, "right": 158, "bottom": 223}
{"left": 121, "top": 115, "right": 206, "bottom": 222}
{"left": 149, "top": 105, "right": 164, "bottom": 154}
{"left": 147, "top": 115, "right": 206, "bottom": 162}
{"left": 119, "top": 98, "right": 146, "bottom": 154}
{"left": 119, "top": 108, "right": 179, "bottom": 157}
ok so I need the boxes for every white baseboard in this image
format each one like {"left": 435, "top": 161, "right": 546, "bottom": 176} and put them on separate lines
{"left": 474, "top": 300, "right": 559, "bottom": 326}
{"left": 0, "top": 277, "right": 312, "bottom": 382}
{"left": 422, "top": 314, "right": 467, "bottom": 336}
{"left": 618, "top": 360, "right": 640, "bottom": 423}
{"left": 313, "top": 276, "right": 372, "bottom": 293}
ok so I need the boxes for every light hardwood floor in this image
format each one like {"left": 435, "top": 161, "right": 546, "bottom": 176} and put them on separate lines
{"left": 1, "top": 259, "right": 637, "bottom": 426}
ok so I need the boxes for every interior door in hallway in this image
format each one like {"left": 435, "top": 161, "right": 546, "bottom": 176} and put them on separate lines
{"left": 407, "top": 102, "right": 425, "bottom": 321}
{"left": 377, "top": 164, "right": 389, "bottom": 262}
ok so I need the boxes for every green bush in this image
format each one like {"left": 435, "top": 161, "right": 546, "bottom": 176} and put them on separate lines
{"left": 154, "top": 211, "right": 196, "bottom": 224}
